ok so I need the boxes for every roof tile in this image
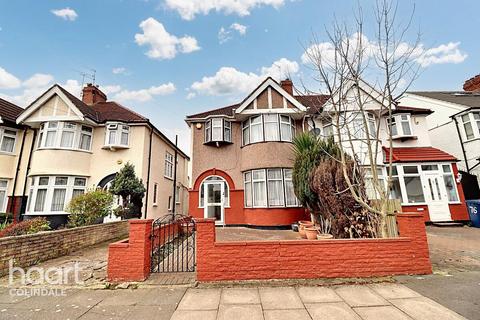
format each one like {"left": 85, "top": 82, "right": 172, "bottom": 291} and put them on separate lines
{"left": 383, "top": 147, "right": 457, "bottom": 163}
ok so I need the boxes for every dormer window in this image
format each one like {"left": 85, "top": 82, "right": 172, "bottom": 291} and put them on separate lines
{"left": 37, "top": 121, "right": 93, "bottom": 151}
{"left": 105, "top": 123, "right": 129, "bottom": 148}
{"left": 388, "top": 114, "right": 413, "bottom": 139}
{"left": 204, "top": 118, "right": 231, "bottom": 145}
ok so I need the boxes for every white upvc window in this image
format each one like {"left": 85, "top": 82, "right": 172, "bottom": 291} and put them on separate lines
{"left": 175, "top": 185, "right": 181, "bottom": 204}
{"left": 37, "top": 121, "right": 93, "bottom": 151}
{"left": 244, "top": 168, "right": 299, "bottom": 208}
{"left": 0, "top": 127, "right": 17, "bottom": 153}
{"left": 164, "top": 151, "right": 174, "bottom": 179}
{"left": 105, "top": 123, "right": 129, "bottom": 148}
{"left": 0, "top": 179, "right": 8, "bottom": 213}
{"left": 387, "top": 114, "right": 413, "bottom": 137}
{"left": 460, "top": 111, "right": 480, "bottom": 141}
{"left": 242, "top": 114, "right": 295, "bottom": 146}
{"left": 204, "top": 118, "right": 232, "bottom": 143}
{"left": 27, "top": 176, "right": 87, "bottom": 215}
{"left": 367, "top": 113, "right": 377, "bottom": 137}
{"left": 153, "top": 183, "right": 158, "bottom": 206}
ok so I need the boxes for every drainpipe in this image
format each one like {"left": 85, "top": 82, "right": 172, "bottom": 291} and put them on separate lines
{"left": 20, "top": 128, "right": 37, "bottom": 221}
{"left": 143, "top": 126, "right": 153, "bottom": 219}
{"left": 172, "top": 135, "right": 178, "bottom": 218}
{"left": 452, "top": 116, "right": 469, "bottom": 172}
{"left": 10, "top": 126, "right": 27, "bottom": 222}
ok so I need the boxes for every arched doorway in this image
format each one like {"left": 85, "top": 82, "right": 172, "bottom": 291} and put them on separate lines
{"left": 98, "top": 174, "right": 121, "bottom": 222}
{"left": 199, "top": 176, "right": 229, "bottom": 224}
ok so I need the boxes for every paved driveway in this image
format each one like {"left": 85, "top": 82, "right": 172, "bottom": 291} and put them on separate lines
{"left": 397, "top": 225, "right": 480, "bottom": 320}
{"left": 0, "top": 283, "right": 467, "bottom": 320}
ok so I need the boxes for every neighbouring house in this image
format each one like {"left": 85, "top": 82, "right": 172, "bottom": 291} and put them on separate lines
{"left": 399, "top": 75, "right": 480, "bottom": 200}
{"left": 0, "top": 98, "right": 34, "bottom": 221}
{"left": 9, "top": 83, "right": 189, "bottom": 227}
{"left": 186, "top": 77, "right": 469, "bottom": 226}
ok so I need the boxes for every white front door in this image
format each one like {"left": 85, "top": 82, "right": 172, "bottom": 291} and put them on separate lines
{"left": 204, "top": 181, "right": 225, "bottom": 225}
{"left": 423, "top": 173, "right": 451, "bottom": 222}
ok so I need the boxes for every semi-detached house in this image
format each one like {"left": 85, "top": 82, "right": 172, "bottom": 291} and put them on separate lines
{"left": 185, "top": 78, "right": 469, "bottom": 227}
{"left": 0, "top": 84, "right": 189, "bottom": 227}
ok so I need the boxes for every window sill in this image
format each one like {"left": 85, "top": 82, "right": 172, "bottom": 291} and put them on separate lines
{"left": 164, "top": 176, "right": 173, "bottom": 181}
{"left": 36, "top": 148, "right": 93, "bottom": 154}
{"left": 102, "top": 145, "right": 129, "bottom": 150}
{"left": 204, "top": 140, "right": 233, "bottom": 146}
{"left": 153, "top": 204, "right": 158, "bottom": 207}
{"left": 392, "top": 135, "right": 417, "bottom": 141}
{"left": 463, "top": 137, "right": 480, "bottom": 143}
{"left": 241, "top": 140, "right": 293, "bottom": 148}
{"left": 26, "top": 211, "right": 70, "bottom": 215}
{"left": 0, "top": 151, "right": 15, "bottom": 156}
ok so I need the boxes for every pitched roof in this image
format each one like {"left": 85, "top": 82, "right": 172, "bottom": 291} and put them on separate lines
{"left": 0, "top": 97, "right": 24, "bottom": 123}
{"left": 185, "top": 94, "right": 331, "bottom": 119}
{"left": 407, "top": 91, "right": 480, "bottom": 108}
{"left": 383, "top": 147, "right": 457, "bottom": 163}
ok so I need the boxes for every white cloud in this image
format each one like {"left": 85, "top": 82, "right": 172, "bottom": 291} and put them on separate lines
{"left": 51, "top": 8, "right": 78, "bottom": 21}
{"left": 164, "top": 0, "right": 285, "bottom": 20}
{"left": 23, "top": 73, "right": 54, "bottom": 88}
{"left": 100, "top": 85, "right": 122, "bottom": 95}
{"left": 134, "top": 17, "right": 200, "bottom": 60}
{"left": 113, "top": 83, "right": 176, "bottom": 102}
{"left": 112, "top": 67, "right": 127, "bottom": 75}
{"left": 218, "top": 22, "right": 247, "bottom": 44}
{"left": 231, "top": 23, "right": 247, "bottom": 35}
{"left": 0, "top": 67, "right": 21, "bottom": 89}
{"left": 190, "top": 58, "right": 298, "bottom": 96}
{"left": 301, "top": 33, "right": 467, "bottom": 68}
{"left": 186, "top": 92, "right": 196, "bottom": 99}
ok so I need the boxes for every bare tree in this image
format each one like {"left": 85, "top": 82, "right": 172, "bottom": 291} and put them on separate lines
{"left": 301, "top": 0, "right": 421, "bottom": 237}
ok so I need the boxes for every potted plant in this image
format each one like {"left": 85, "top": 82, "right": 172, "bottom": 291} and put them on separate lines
{"left": 317, "top": 216, "right": 333, "bottom": 240}
{"left": 304, "top": 225, "right": 319, "bottom": 240}
{"left": 298, "top": 220, "right": 313, "bottom": 238}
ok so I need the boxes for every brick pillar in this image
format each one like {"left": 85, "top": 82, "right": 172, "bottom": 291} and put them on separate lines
{"left": 195, "top": 218, "right": 216, "bottom": 281}
{"left": 397, "top": 213, "right": 432, "bottom": 274}
{"left": 107, "top": 219, "right": 153, "bottom": 282}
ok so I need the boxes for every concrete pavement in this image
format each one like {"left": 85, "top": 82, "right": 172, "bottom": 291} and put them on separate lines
{"left": 0, "top": 283, "right": 468, "bottom": 320}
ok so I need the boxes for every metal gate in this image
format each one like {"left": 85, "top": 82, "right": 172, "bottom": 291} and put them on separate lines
{"left": 150, "top": 214, "right": 196, "bottom": 273}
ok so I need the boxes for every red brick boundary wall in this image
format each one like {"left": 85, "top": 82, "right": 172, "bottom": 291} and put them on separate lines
{"left": 0, "top": 220, "right": 128, "bottom": 277}
{"left": 196, "top": 213, "right": 432, "bottom": 282}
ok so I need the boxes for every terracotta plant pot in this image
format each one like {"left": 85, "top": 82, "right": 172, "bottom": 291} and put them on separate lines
{"left": 298, "top": 221, "right": 314, "bottom": 239}
{"left": 317, "top": 233, "right": 333, "bottom": 240}
{"left": 304, "top": 226, "right": 319, "bottom": 240}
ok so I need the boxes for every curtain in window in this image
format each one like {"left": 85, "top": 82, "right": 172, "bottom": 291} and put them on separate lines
{"left": 121, "top": 132, "right": 129, "bottom": 145}
{"left": 45, "top": 131, "right": 56, "bottom": 147}
{"left": 79, "top": 133, "right": 91, "bottom": 150}
{"left": 1, "top": 136, "right": 15, "bottom": 152}
{"left": 267, "top": 169, "right": 284, "bottom": 206}
{"left": 283, "top": 169, "right": 297, "bottom": 206}
{"left": 250, "top": 116, "right": 263, "bottom": 143}
{"left": 252, "top": 170, "right": 266, "bottom": 207}
{"left": 60, "top": 131, "right": 74, "bottom": 148}
{"left": 51, "top": 189, "right": 66, "bottom": 211}
{"left": 72, "top": 189, "right": 85, "bottom": 200}
{"left": 0, "top": 190, "right": 6, "bottom": 212}
{"left": 224, "top": 121, "right": 231, "bottom": 142}
{"left": 211, "top": 119, "right": 223, "bottom": 141}
{"left": 400, "top": 115, "right": 412, "bottom": 135}
{"left": 280, "top": 116, "right": 293, "bottom": 141}
{"left": 34, "top": 189, "right": 47, "bottom": 211}
{"left": 264, "top": 115, "right": 279, "bottom": 141}
{"left": 108, "top": 130, "right": 116, "bottom": 144}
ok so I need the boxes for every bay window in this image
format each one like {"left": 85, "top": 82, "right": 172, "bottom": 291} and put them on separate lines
{"left": 0, "top": 180, "right": 7, "bottom": 212}
{"left": 105, "top": 123, "right": 129, "bottom": 148}
{"left": 244, "top": 168, "right": 299, "bottom": 208}
{"left": 242, "top": 114, "right": 295, "bottom": 146}
{"left": 37, "top": 121, "right": 93, "bottom": 151}
{"left": 0, "top": 128, "right": 17, "bottom": 153}
{"left": 28, "top": 176, "right": 87, "bottom": 214}
{"left": 460, "top": 111, "right": 480, "bottom": 140}
{"left": 204, "top": 118, "right": 232, "bottom": 144}
{"left": 388, "top": 114, "right": 413, "bottom": 137}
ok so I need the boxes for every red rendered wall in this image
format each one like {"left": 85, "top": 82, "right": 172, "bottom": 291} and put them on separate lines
{"left": 195, "top": 213, "right": 432, "bottom": 282}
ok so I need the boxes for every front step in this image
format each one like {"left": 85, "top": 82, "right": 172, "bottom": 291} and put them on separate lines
{"left": 431, "top": 222, "right": 464, "bottom": 227}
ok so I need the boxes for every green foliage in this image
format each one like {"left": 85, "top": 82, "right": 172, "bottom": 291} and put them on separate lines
{"left": 66, "top": 189, "right": 114, "bottom": 227}
{"left": 109, "top": 162, "right": 146, "bottom": 219}
{"left": 0, "top": 217, "right": 50, "bottom": 238}
{"left": 292, "top": 133, "right": 342, "bottom": 212}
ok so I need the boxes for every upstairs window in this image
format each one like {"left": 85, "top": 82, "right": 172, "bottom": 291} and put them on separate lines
{"left": 388, "top": 114, "right": 413, "bottom": 138}
{"left": 0, "top": 128, "right": 17, "bottom": 153}
{"left": 165, "top": 152, "right": 174, "bottom": 179}
{"left": 242, "top": 114, "right": 295, "bottom": 146}
{"left": 0, "top": 180, "right": 7, "bottom": 213}
{"left": 204, "top": 118, "right": 232, "bottom": 144}
{"left": 461, "top": 111, "right": 480, "bottom": 140}
{"left": 37, "top": 121, "right": 93, "bottom": 151}
{"left": 105, "top": 123, "right": 129, "bottom": 148}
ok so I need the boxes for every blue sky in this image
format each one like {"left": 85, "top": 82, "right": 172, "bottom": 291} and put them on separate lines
{"left": 0, "top": 0, "right": 477, "bottom": 153}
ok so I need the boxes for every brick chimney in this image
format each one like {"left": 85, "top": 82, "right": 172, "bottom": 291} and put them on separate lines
{"left": 280, "top": 79, "right": 293, "bottom": 95}
{"left": 82, "top": 83, "right": 107, "bottom": 105}
{"left": 463, "top": 74, "right": 480, "bottom": 92}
